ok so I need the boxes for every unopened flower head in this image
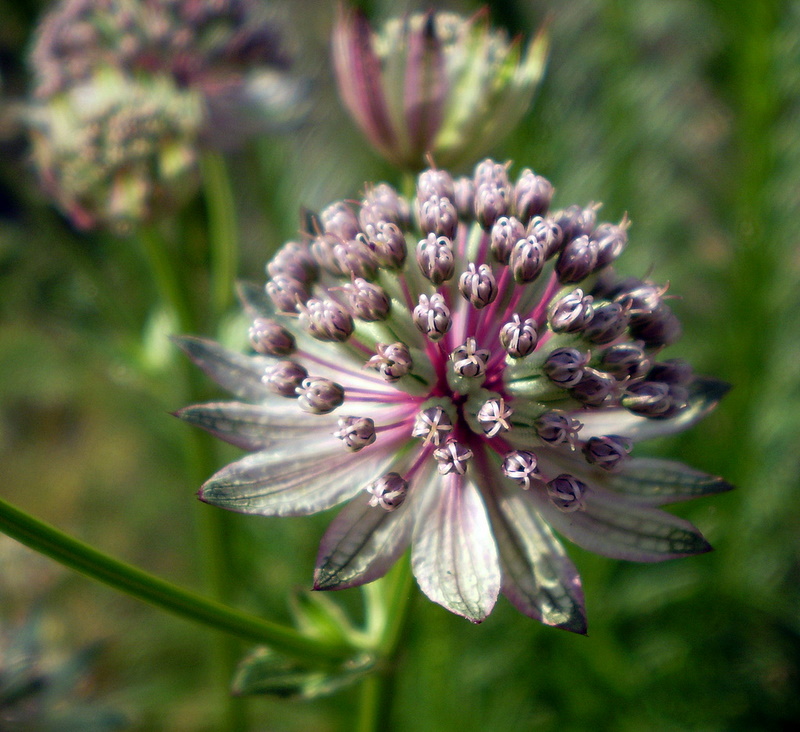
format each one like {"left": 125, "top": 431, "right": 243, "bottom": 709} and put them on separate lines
{"left": 178, "top": 158, "right": 732, "bottom": 631}
{"left": 332, "top": 7, "right": 548, "bottom": 170}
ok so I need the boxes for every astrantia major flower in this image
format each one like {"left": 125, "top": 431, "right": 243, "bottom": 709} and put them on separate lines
{"left": 177, "top": 159, "right": 732, "bottom": 630}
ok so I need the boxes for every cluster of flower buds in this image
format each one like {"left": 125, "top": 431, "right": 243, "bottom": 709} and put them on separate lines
{"left": 180, "top": 157, "right": 731, "bottom": 629}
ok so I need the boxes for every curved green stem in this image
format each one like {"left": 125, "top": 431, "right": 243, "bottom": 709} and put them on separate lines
{"left": 0, "top": 496, "right": 352, "bottom": 664}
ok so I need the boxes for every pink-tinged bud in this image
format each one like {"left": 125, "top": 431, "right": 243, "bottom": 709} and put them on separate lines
{"left": 416, "top": 195, "right": 458, "bottom": 239}
{"left": 417, "top": 168, "right": 455, "bottom": 201}
{"left": 582, "top": 435, "right": 633, "bottom": 471}
{"left": 321, "top": 200, "right": 361, "bottom": 241}
{"left": 249, "top": 318, "right": 295, "bottom": 356}
{"left": 502, "top": 450, "right": 539, "bottom": 489}
{"left": 547, "top": 474, "right": 587, "bottom": 512}
{"left": 416, "top": 233, "right": 455, "bottom": 284}
{"left": 458, "top": 263, "right": 498, "bottom": 309}
{"left": 591, "top": 215, "right": 629, "bottom": 268}
{"left": 453, "top": 176, "right": 475, "bottom": 219}
{"left": 476, "top": 398, "right": 513, "bottom": 437}
{"left": 263, "top": 360, "right": 307, "bottom": 397}
{"left": 534, "top": 411, "right": 582, "bottom": 447}
{"left": 335, "top": 416, "right": 376, "bottom": 451}
{"left": 570, "top": 367, "right": 616, "bottom": 406}
{"left": 299, "top": 298, "right": 354, "bottom": 342}
{"left": 451, "top": 338, "right": 490, "bottom": 378}
{"left": 266, "top": 275, "right": 308, "bottom": 313}
{"left": 364, "top": 221, "right": 407, "bottom": 269}
{"left": 475, "top": 181, "right": 511, "bottom": 229}
{"left": 527, "top": 216, "right": 564, "bottom": 257}
{"left": 413, "top": 293, "right": 451, "bottom": 341}
{"left": 514, "top": 169, "right": 554, "bottom": 222}
{"left": 365, "top": 342, "right": 413, "bottom": 382}
{"left": 343, "top": 278, "right": 390, "bottom": 321}
{"left": 310, "top": 233, "right": 342, "bottom": 275}
{"left": 509, "top": 235, "right": 548, "bottom": 284}
{"left": 548, "top": 288, "right": 595, "bottom": 333}
{"left": 583, "top": 302, "right": 629, "bottom": 345}
{"left": 296, "top": 377, "right": 345, "bottom": 414}
{"left": 556, "top": 235, "right": 599, "bottom": 283}
{"left": 543, "top": 347, "right": 589, "bottom": 387}
{"left": 359, "top": 183, "right": 409, "bottom": 229}
{"left": 500, "top": 314, "right": 538, "bottom": 358}
{"left": 433, "top": 439, "right": 473, "bottom": 475}
{"left": 267, "top": 241, "right": 318, "bottom": 284}
{"left": 552, "top": 203, "right": 598, "bottom": 244}
{"left": 601, "top": 341, "right": 652, "bottom": 381}
{"left": 412, "top": 406, "right": 453, "bottom": 445}
{"left": 333, "top": 235, "right": 379, "bottom": 279}
{"left": 367, "top": 472, "right": 408, "bottom": 511}
{"left": 490, "top": 216, "right": 526, "bottom": 264}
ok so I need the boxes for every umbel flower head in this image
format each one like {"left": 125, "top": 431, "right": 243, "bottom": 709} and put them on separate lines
{"left": 332, "top": 7, "right": 548, "bottom": 171}
{"left": 177, "top": 159, "right": 732, "bottom": 630}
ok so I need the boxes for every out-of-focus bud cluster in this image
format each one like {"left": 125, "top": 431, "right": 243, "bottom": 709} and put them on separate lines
{"left": 332, "top": 7, "right": 548, "bottom": 171}
{"left": 27, "top": 0, "right": 306, "bottom": 232}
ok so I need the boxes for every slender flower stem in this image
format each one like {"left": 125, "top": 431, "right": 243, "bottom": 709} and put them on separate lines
{"left": 0, "top": 496, "right": 352, "bottom": 664}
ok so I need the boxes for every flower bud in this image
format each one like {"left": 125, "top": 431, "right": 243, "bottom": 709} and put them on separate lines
{"left": 364, "top": 221, "right": 407, "bottom": 269}
{"left": 263, "top": 360, "right": 307, "bottom": 397}
{"left": 527, "top": 216, "right": 564, "bottom": 257}
{"left": 299, "top": 297, "right": 354, "bottom": 342}
{"left": 542, "top": 347, "right": 588, "bottom": 387}
{"left": 310, "top": 233, "right": 342, "bottom": 275}
{"left": 413, "top": 293, "right": 452, "bottom": 341}
{"left": 476, "top": 398, "right": 513, "bottom": 437}
{"left": 534, "top": 411, "right": 582, "bottom": 447}
{"left": 433, "top": 439, "right": 473, "bottom": 475}
{"left": 417, "top": 195, "right": 458, "bottom": 239}
{"left": 514, "top": 169, "right": 554, "bottom": 222}
{"left": 551, "top": 203, "right": 598, "bottom": 244}
{"left": 267, "top": 241, "right": 318, "bottom": 284}
{"left": 249, "top": 318, "right": 295, "bottom": 356}
{"left": 413, "top": 406, "right": 453, "bottom": 445}
{"left": 648, "top": 359, "right": 693, "bottom": 385}
{"left": 502, "top": 450, "right": 539, "bottom": 489}
{"left": 613, "top": 279, "right": 666, "bottom": 320}
{"left": 458, "top": 263, "right": 498, "bottom": 309}
{"left": 621, "top": 380, "right": 672, "bottom": 417}
{"left": 335, "top": 416, "right": 376, "bottom": 451}
{"left": 266, "top": 275, "right": 308, "bottom": 313}
{"left": 509, "top": 235, "right": 548, "bottom": 284}
{"left": 490, "top": 216, "right": 525, "bottom": 264}
{"left": 583, "top": 302, "right": 629, "bottom": 344}
{"left": 601, "top": 341, "right": 651, "bottom": 381}
{"left": 366, "top": 342, "right": 413, "bottom": 382}
{"left": 475, "top": 182, "right": 511, "bottom": 229}
{"left": 556, "top": 235, "right": 599, "bottom": 283}
{"left": 570, "top": 367, "right": 616, "bottom": 406}
{"left": 416, "top": 233, "right": 455, "bottom": 284}
{"left": 297, "top": 377, "right": 345, "bottom": 414}
{"left": 548, "top": 289, "right": 594, "bottom": 333}
{"left": 499, "top": 314, "right": 538, "bottom": 358}
{"left": 547, "top": 474, "right": 587, "bottom": 512}
{"left": 333, "top": 235, "right": 379, "bottom": 279}
{"left": 454, "top": 176, "right": 475, "bottom": 218}
{"left": 451, "top": 338, "right": 490, "bottom": 378}
{"left": 582, "top": 435, "right": 633, "bottom": 470}
{"left": 343, "top": 278, "right": 390, "bottom": 321}
{"left": 359, "top": 183, "right": 408, "bottom": 229}
{"left": 629, "top": 304, "right": 682, "bottom": 347}
{"left": 321, "top": 200, "right": 361, "bottom": 241}
{"left": 417, "top": 168, "right": 455, "bottom": 202}
{"left": 367, "top": 472, "right": 408, "bottom": 511}
{"left": 591, "top": 216, "right": 629, "bottom": 268}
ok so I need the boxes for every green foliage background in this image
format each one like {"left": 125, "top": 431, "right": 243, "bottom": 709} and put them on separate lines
{"left": 1, "top": 0, "right": 798, "bottom": 729}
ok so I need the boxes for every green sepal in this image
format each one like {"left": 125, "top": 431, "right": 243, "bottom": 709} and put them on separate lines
{"left": 289, "top": 589, "right": 359, "bottom": 647}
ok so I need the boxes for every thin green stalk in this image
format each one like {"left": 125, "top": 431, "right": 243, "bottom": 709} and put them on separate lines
{"left": 0, "top": 496, "right": 353, "bottom": 664}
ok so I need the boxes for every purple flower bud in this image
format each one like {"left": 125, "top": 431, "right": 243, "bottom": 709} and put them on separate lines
{"left": 299, "top": 297, "right": 354, "bottom": 342}
{"left": 543, "top": 347, "right": 589, "bottom": 387}
{"left": 333, "top": 235, "right": 379, "bottom": 279}
{"left": 534, "top": 411, "right": 582, "bottom": 447}
{"left": 453, "top": 176, "right": 475, "bottom": 219}
{"left": 509, "top": 235, "right": 548, "bottom": 284}
{"left": 366, "top": 342, "right": 413, "bottom": 382}
{"left": 359, "top": 183, "right": 408, "bottom": 229}
{"left": 321, "top": 200, "right": 361, "bottom": 241}
{"left": 551, "top": 203, "right": 598, "bottom": 244}
{"left": 296, "top": 377, "right": 345, "bottom": 414}
{"left": 416, "top": 233, "right": 455, "bottom": 284}
{"left": 601, "top": 341, "right": 651, "bottom": 381}
{"left": 263, "top": 360, "right": 308, "bottom": 397}
{"left": 527, "top": 216, "right": 564, "bottom": 257}
{"left": 629, "top": 304, "right": 682, "bottom": 347}
{"left": 583, "top": 302, "right": 629, "bottom": 345}
{"left": 582, "top": 435, "right": 633, "bottom": 471}
{"left": 570, "top": 367, "right": 616, "bottom": 406}
{"left": 311, "top": 233, "right": 342, "bottom": 275}
{"left": 547, "top": 474, "right": 587, "bottom": 512}
{"left": 514, "top": 169, "right": 554, "bottom": 222}
{"left": 367, "top": 472, "right": 408, "bottom": 511}
{"left": 265, "top": 275, "right": 308, "bottom": 313}
{"left": 343, "top": 278, "right": 390, "bottom": 321}
{"left": 417, "top": 168, "right": 455, "bottom": 202}
{"left": 267, "top": 241, "right": 318, "bottom": 284}
{"left": 648, "top": 359, "right": 693, "bottom": 385}
{"left": 474, "top": 159, "right": 509, "bottom": 187}
{"left": 451, "top": 338, "right": 490, "bottom": 378}
{"left": 335, "top": 416, "right": 376, "bottom": 451}
{"left": 413, "top": 293, "right": 452, "bottom": 341}
{"left": 502, "top": 450, "right": 539, "bottom": 489}
{"left": 499, "top": 314, "right": 538, "bottom": 358}
{"left": 548, "top": 288, "right": 594, "bottom": 333}
{"left": 556, "top": 235, "right": 599, "bottom": 283}
{"left": 490, "top": 216, "right": 525, "bottom": 264}
{"left": 475, "top": 181, "right": 511, "bottom": 229}
{"left": 249, "top": 317, "right": 295, "bottom": 356}
{"left": 417, "top": 195, "right": 458, "bottom": 239}
{"left": 613, "top": 280, "right": 667, "bottom": 320}
{"left": 621, "top": 380, "right": 672, "bottom": 417}
{"left": 433, "top": 439, "right": 473, "bottom": 475}
{"left": 591, "top": 215, "right": 629, "bottom": 268}
{"left": 364, "top": 221, "right": 407, "bottom": 269}
{"left": 458, "top": 263, "right": 498, "bottom": 309}
{"left": 476, "top": 398, "right": 513, "bottom": 437}
{"left": 412, "top": 406, "right": 453, "bottom": 445}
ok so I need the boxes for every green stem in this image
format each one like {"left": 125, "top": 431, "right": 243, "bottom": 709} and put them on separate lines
{"left": 0, "top": 496, "right": 352, "bottom": 664}
{"left": 201, "top": 151, "right": 239, "bottom": 317}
